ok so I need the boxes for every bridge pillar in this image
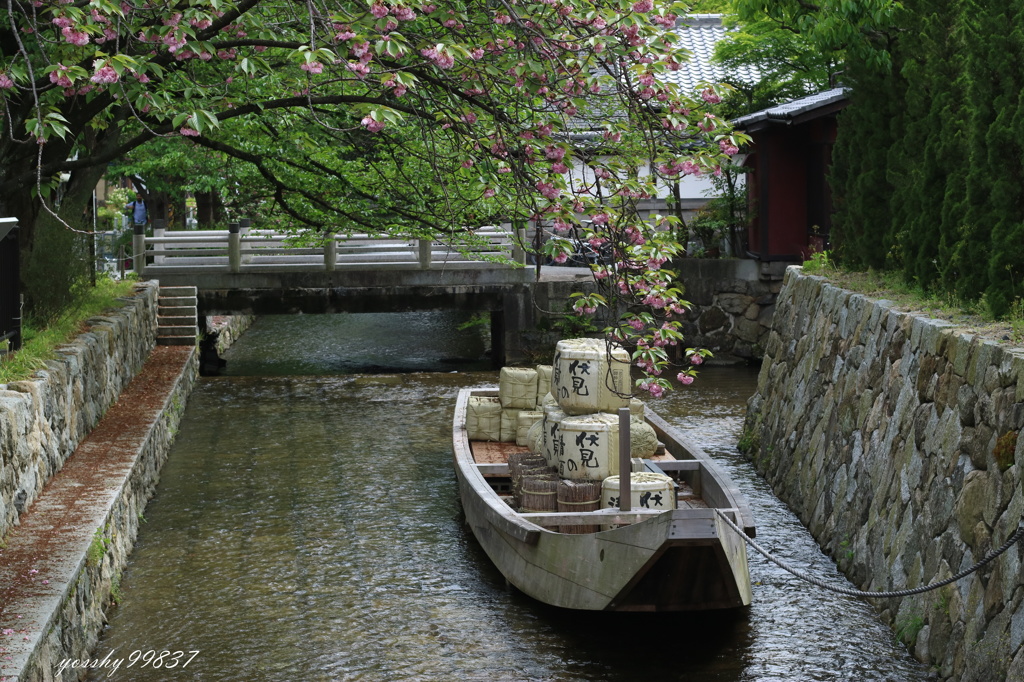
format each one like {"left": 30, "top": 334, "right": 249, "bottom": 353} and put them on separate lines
{"left": 153, "top": 219, "right": 166, "bottom": 265}
{"left": 132, "top": 222, "right": 146, "bottom": 276}
{"left": 228, "top": 222, "right": 241, "bottom": 273}
{"left": 494, "top": 289, "right": 535, "bottom": 366}
{"left": 418, "top": 239, "right": 432, "bottom": 269}
{"left": 324, "top": 233, "right": 337, "bottom": 272}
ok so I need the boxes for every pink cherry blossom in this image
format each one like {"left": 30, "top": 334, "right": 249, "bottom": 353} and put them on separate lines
{"left": 701, "top": 88, "right": 722, "bottom": 104}
{"left": 346, "top": 62, "right": 370, "bottom": 77}
{"left": 393, "top": 6, "right": 416, "bottom": 20}
{"left": 652, "top": 13, "right": 677, "bottom": 28}
{"left": 180, "top": 127, "right": 200, "bottom": 136}
{"left": 544, "top": 145, "right": 565, "bottom": 161}
{"left": 301, "top": 61, "right": 324, "bottom": 74}
{"left": 536, "top": 181, "right": 559, "bottom": 199}
{"left": 632, "top": 0, "right": 653, "bottom": 13}
{"left": 420, "top": 47, "right": 454, "bottom": 68}
{"left": 642, "top": 382, "right": 665, "bottom": 397}
{"left": 384, "top": 79, "right": 407, "bottom": 96}
{"left": 361, "top": 116, "right": 385, "bottom": 132}
{"left": 49, "top": 65, "right": 73, "bottom": 88}
{"left": 61, "top": 27, "right": 89, "bottom": 45}
{"left": 90, "top": 64, "right": 118, "bottom": 84}
{"left": 0, "top": 73, "right": 14, "bottom": 89}
{"left": 678, "top": 374, "right": 694, "bottom": 385}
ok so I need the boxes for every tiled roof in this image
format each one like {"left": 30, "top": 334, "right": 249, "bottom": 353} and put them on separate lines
{"left": 565, "top": 14, "right": 760, "bottom": 138}
{"left": 661, "top": 15, "right": 761, "bottom": 93}
{"left": 733, "top": 87, "right": 850, "bottom": 130}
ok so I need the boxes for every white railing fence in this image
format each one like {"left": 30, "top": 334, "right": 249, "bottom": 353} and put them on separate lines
{"left": 132, "top": 221, "right": 527, "bottom": 275}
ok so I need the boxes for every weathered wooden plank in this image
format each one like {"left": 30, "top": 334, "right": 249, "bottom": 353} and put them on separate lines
{"left": 518, "top": 509, "right": 664, "bottom": 526}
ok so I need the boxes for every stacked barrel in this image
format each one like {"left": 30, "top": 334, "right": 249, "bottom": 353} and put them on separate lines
{"left": 485, "top": 338, "right": 675, "bottom": 532}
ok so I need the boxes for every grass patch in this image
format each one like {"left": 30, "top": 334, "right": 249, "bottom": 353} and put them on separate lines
{"left": 801, "top": 256, "right": 1024, "bottom": 344}
{"left": 1, "top": 275, "right": 139, "bottom": 384}
{"left": 993, "top": 431, "right": 1018, "bottom": 471}
{"left": 86, "top": 526, "right": 112, "bottom": 568}
{"left": 895, "top": 614, "right": 926, "bottom": 644}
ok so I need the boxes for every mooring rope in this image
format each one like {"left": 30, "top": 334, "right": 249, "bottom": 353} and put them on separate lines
{"left": 713, "top": 508, "right": 1024, "bottom": 599}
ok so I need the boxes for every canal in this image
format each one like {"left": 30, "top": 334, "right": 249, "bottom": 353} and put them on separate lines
{"left": 87, "top": 312, "right": 934, "bottom": 681}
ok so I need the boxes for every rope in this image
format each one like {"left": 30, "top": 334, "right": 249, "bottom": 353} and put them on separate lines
{"left": 713, "top": 508, "right": 1024, "bottom": 600}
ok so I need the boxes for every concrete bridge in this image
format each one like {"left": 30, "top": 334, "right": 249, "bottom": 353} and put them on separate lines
{"left": 135, "top": 222, "right": 593, "bottom": 365}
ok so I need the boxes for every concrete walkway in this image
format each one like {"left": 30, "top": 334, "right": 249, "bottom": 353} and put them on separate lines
{"left": 0, "top": 346, "right": 196, "bottom": 682}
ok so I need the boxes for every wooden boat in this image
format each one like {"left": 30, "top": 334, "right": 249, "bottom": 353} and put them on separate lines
{"left": 453, "top": 387, "right": 756, "bottom": 612}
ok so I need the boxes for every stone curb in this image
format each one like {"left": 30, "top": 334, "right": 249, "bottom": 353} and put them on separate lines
{"left": 0, "top": 345, "right": 198, "bottom": 682}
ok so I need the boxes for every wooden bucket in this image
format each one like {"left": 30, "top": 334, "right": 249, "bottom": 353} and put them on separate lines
{"left": 557, "top": 479, "right": 602, "bottom": 534}
{"left": 520, "top": 474, "right": 559, "bottom": 513}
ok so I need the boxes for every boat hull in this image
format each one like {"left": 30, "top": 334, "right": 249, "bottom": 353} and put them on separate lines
{"left": 454, "top": 388, "right": 754, "bottom": 612}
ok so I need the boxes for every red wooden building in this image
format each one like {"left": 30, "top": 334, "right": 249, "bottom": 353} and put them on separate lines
{"left": 734, "top": 88, "right": 849, "bottom": 262}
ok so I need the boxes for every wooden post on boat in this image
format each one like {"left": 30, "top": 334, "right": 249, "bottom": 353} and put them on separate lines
{"left": 618, "top": 407, "right": 631, "bottom": 512}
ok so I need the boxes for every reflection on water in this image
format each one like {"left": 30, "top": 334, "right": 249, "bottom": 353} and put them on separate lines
{"left": 89, "top": 315, "right": 933, "bottom": 681}
{"left": 222, "top": 311, "right": 492, "bottom": 376}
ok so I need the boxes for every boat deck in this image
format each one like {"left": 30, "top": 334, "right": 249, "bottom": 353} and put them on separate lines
{"left": 468, "top": 440, "right": 709, "bottom": 511}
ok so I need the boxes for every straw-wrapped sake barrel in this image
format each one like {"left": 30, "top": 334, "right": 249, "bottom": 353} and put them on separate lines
{"left": 556, "top": 412, "right": 620, "bottom": 482}
{"left": 551, "top": 338, "right": 631, "bottom": 416}
{"left": 601, "top": 472, "right": 676, "bottom": 511}
{"left": 516, "top": 410, "right": 543, "bottom": 447}
{"left": 541, "top": 404, "right": 566, "bottom": 469}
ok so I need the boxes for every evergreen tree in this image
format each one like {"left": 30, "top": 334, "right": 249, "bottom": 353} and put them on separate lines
{"left": 829, "top": 60, "right": 904, "bottom": 269}
{"left": 952, "top": 0, "right": 1012, "bottom": 301}
{"left": 983, "top": 0, "right": 1024, "bottom": 316}
{"left": 890, "top": 0, "right": 966, "bottom": 291}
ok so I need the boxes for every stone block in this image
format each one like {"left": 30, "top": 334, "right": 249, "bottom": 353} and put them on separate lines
{"left": 698, "top": 306, "right": 729, "bottom": 334}
{"left": 734, "top": 317, "right": 762, "bottom": 344}
{"left": 716, "top": 292, "right": 755, "bottom": 314}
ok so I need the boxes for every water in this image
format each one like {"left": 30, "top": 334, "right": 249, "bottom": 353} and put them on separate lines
{"left": 87, "top": 312, "right": 934, "bottom": 681}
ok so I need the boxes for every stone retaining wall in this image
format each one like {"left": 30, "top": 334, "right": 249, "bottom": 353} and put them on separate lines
{"left": 209, "top": 315, "right": 256, "bottom": 355}
{"left": 673, "top": 258, "right": 784, "bottom": 363}
{"left": 743, "top": 267, "right": 1024, "bottom": 681}
{"left": 0, "top": 282, "right": 158, "bottom": 541}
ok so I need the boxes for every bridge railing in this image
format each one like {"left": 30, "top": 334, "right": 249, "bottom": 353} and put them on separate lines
{"left": 133, "top": 222, "right": 527, "bottom": 275}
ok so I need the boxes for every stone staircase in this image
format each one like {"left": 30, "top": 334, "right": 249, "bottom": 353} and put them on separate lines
{"left": 157, "top": 285, "right": 198, "bottom": 346}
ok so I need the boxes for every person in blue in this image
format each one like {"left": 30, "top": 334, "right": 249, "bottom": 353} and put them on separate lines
{"left": 125, "top": 192, "right": 147, "bottom": 227}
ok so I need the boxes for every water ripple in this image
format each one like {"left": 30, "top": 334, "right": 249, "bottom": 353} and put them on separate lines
{"left": 88, "top": 316, "right": 933, "bottom": 682}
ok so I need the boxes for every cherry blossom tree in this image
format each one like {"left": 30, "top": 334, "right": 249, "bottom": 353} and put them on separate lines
{"left": 1, "top": 0, "right": 746, "bottom": 393}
